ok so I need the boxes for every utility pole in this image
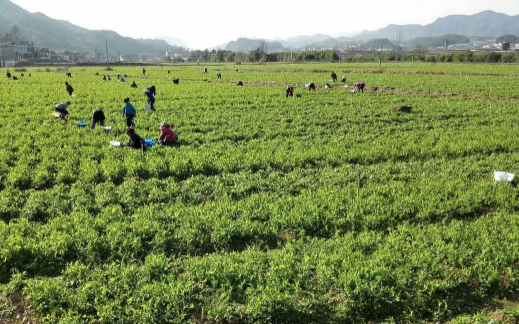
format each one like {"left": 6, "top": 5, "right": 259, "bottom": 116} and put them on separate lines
{"left": 265, "top": 44, "right": 267, "bottom": 66}
{"left": 106, "top": 41, "right": 109, "bottom": 67}
{"left": 379, "top": 45, "right": 382, "bottom": 69}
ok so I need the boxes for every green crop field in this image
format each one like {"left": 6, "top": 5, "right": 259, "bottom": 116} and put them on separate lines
{"left": 1, "top": 63, "right": 519, "bottom": 324}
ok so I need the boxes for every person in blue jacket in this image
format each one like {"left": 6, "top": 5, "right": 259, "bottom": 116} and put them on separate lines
{"left": 144, "top": 86, "right": 156, "bottom": 112}
{"left": 122, "top": 98, "right": 136, "bottom": 127}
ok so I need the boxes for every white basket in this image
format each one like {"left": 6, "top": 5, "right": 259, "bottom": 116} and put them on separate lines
{"left": 103, "top": 126, "right": 112, "bottom": 134}
{"left": 494, "top": 171, "right": 515, "bottom": 183}
{"left": 110, "top": 141, "right": 121, "bottom": 147}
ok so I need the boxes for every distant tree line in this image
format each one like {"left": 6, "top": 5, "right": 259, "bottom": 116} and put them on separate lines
{"left": 343, "top": 51, "right": 519, "bottom": 63}
{"left": 187, "top": 48, "right": 340, "bottom": 63}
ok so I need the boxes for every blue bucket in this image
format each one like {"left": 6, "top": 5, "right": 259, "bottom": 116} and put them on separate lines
{"left": 145, "top": 139, "right": 155, "bottom": 147}
{"left": 77, "top": 121, "right": 86, "bottom": 127}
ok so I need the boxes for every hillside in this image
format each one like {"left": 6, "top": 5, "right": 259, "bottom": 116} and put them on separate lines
{"left": 224, "top": 38, "right": 287, "bottom": 53}
{"left": 357, "top": 10, "right": 519, "bottom": 40}
{"left": 0, "top": 0, "right": 172, "bottom": 54}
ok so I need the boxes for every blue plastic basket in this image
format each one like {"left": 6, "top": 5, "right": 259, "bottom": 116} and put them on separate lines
{"left": 77, "top": 121, "right": 86, "bottom": 127}
{"left": 145, "top": 139, "right": 155, "bottom": 147}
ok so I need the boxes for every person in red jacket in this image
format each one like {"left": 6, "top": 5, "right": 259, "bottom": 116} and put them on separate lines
{"left": 158, "top": 122, "right": 178, "bottom": 146}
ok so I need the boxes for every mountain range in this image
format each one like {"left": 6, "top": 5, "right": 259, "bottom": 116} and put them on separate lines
{"left": 356, "top": 10, "right": 519, "bottom": 41}
{"left": 220, "top": 10, "right": 519, "bottom": 52}
{"left": 1, "top": 0, "right": 518, "bottom": 54}
{"left": 0, "top": 0, "right": 174, "bottom": 54}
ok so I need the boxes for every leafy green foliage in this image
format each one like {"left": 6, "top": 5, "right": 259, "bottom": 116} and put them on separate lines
{"left": 0, "top": 64, "right": 519, "bottom": 323}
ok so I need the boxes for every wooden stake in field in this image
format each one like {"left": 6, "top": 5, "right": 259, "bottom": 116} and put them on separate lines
{"left": 356, "top": 170, "right": 362, "bottom": 211}
{"left": 489, "top": 86, "right": 492, "bottom": 112}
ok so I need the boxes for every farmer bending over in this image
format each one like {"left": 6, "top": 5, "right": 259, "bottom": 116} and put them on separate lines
{"left": 144, "top": 86, "right": 156, "bottom": 112}
{"left": 91, "top": 109, "right": 106, "bottom": 129}
{"left": 131, "top": 81, "right": 138, "bottom": 88}
{"left": 158, "top": 122, "right": 178, "bottom": 146}
{"left": 355, "top": 82, "right": 366, "bottom": 93}
{"left": 65, "top": 82, "right": 74, "bottom": 96}
{"left": 306, "top": 83, "right": 316, "bottom": 91}
{"left": 122, "top": 98, "right": 136, "bottom": 127}
{"left": 286, "top": 86, "right": 294, "bottom": 98}
{"left": 142, "top": 68, "right": 146, "bottom": 76}
{"left": 331, "top": 72, "right": 337, "bottom": 82}
{"left": 217, "top": 72, "right": 222, "bottom": 79}
{"left": 55, "top": 101, "right": 71, "bottom": 120}
{"left": 6, "top": 71, "right": 11, "bottom": 79}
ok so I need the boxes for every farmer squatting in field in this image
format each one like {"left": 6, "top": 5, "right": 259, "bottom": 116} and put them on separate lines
{"left": 126, "top": 128, "right": 146, "bottom": 150}
{"left": 158, "top": 122, "right": 178, "bottom": 146}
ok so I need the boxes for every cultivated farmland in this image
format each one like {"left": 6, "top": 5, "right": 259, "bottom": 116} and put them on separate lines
{"left": 1, "top": 63, "right": 519, "bottom": 324}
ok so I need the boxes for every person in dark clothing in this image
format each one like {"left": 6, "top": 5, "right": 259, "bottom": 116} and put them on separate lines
{"left": 217, "top": 72, "right": 222, "bottom": 79}
{"left": 331, "top": 72, "right": 337, "bottom": 82}
{"left": 107, "top": 76, "right": 112, "bottom": 81}
{"left": 131, "top": 81, "right": 138, "bottom": 88}
{"left": 66, "top": 72, "right": 72, "bottom": 78}
{"left": 286, "top": 86, "right": 294, "bottom": 98}
{"left": 21, "top": 73, "right": 24, "bottom": 77}
{"left": 65, "top": 82, "right": 74, "bottom": 96}
{"left": 126, "top": 128, "right": 146, "bottom": 150}
{"left": 95, "top": 72, "right": 99, "bottom": 76}
{"left": 204, "top": 68, "right": 208, "bottom": 74}
{"left": 6, "top": 71, "right": 11, "bottom": 79}
{"left": 144, "top": 86, "right": 156, "bottom": 112}
{"left": 122, "top": 98, "right": 136, "bottom": 128}
{"left": 172, "top": 79, "right": 180, "bottom": 85}
{"left": 168, "top": 70, "right": 171, "bottom": 75}
{"left": 91, "top": 109, "right": 106, "bottom": 129}
{"left": 28, "top": 73, "right": 32, "bottom": 77}
{"left": 237, "top": 81, "right": 243, "bottom": 87}
{"left": 306, "top": 83, "right": 316, "bottom": 91}
{"left": 12, "top": 76, "right": 18, "bottom": 81}
{"left": 341, "top": 76, "right": 347, "bottom": 84}
{"left": 103, "top": 75, "right": 107, "bottom": 81}
{"left": 355, "top": 82, "right": 366, "bottom": 93}
{"left": 142, "top": 68, "right": 146, "bottom": 76}
{"left": 55, "top": 101, "right": 71, "bottom": 120}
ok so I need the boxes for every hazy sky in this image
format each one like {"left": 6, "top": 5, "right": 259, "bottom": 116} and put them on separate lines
{"left": 10, "top": 0, "right": 519, "bottom": 49}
